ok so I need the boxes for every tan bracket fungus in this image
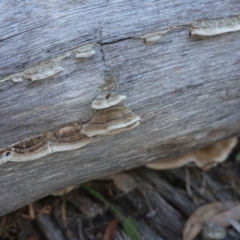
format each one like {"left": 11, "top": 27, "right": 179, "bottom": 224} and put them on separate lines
{"left": 146, "top": 137, "right": 237, "bottom": 171}
{"left": 134, "top": 27, "right": 182, "bottom": 44}
{"left": 0, "top": 42, "right": 96, "bottom": 84}
{"left": 0, "top": 52, "right": 71, "bottom": 83}
{"left": 104, "top": 121, "right": 140, "bottom": 136}
{"left": 0, "top": 124, "right": 91, "bottom": 165}
{"left": 48, "top": 124, "right": 91, "bottom": 152}
{"left": 1, "top": 133, "right": 53, "bottom": 164}
{"left": 0, "top": 92, "right": 140, "bottom": 165}
{"left": 84, "top": 92, "right": 140, "bottom": 136}
{"left": 73, "top": 44, "right": 96, "bottom": 58}
{"left": 0, "top": 149, "right": 9, "bottom": 165}
{"left": 191, "top": 15, "right": 240, "bottom": 37}
{"left": 91, "top": 92, "right": 126, "bottom": 109}
{"left": 23, "top": 55, "right": 68, "bottom": 81}
{"left": 83, "top": 104, "right": 141, "bottom": 137}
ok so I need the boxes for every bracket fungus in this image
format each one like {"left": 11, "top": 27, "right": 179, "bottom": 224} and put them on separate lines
{"left": 0, "top": 52, "right": 71, "bottom": 83}
{"left": 0, "top": 149, "right": 9, "bottom": 165}
{"left": 48, "top": 124, "right": 91, "bottom": 152}
{"left": 0, "top": 92, "right": 139, "bottom": 165}
{"left": 0, "top": 94, "right": 139, "bottom": 165}
{"left": 134, "top": 29, "right": 171, "bottom": 44}
{"left": 23, "top": 52, "right": 71, "bottom": 81}
{"left": 91, "top": 92, "right": 126, "bottom": 109}
{"left": 104, "top": 121, "right": 140, "bottom": 136}
{"left": 83, "top": 104, "right": 141, "bottom": 137}
{"left": 74, "top": 44, "right": 96, "bottom": 58}
{"left": 0, "top": 125, "right": 91, "bottom": 165}
{"left": 133, "top": 27, "right": 182, "bottom": 44}
{"left": 191, "top": 15, "right": 240, "bottom": 37}
{"left": 84, "top": 92, "right": 140, "bottom": 136}
{"left": 146, "top": 137, "right": 237, "bottom": 171}
{"left": 0, "top": 133, "right": 53, "bottom": 163}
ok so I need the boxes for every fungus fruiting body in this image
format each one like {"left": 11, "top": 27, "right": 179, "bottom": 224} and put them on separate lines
{"left": 0, "top": 149, "right": 9, "bottom": 165}
{"left": 74, "top": 44, "right": 96, "bottom": 58}
{"left": 0, "top": 125, "right": 91, "bottom": 164}
{"left": 146, "top": 137, "right": 237, "bottom": 171}
{"left": 48, "top": 124, "right": 91, "bottom": 152}
{"left": 83, "top": 105, "right": 141, "bottom": 137}
{"left": 3, "top": 133, "right": 53, "bottom": 163}
{"left": 104, "top": 121, "right": 140, "bottom": 135}
{"left": 84, "top": 92, "right": 140, "bottom": 136}
{"left": 191, "top": 15, "right": 240, "bottom": 37}
{"left": 0, "top": 92, "right": 140, "bottom": 165}
{"left": 91, "top": 92, "right": 126, "bottom": 109}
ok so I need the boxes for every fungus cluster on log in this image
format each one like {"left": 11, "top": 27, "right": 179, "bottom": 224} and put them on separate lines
{"left": 0, "top": 93, "right": 140, "bottom": 165}
{"left": 48, "top": 125, "right": 91, "bottom": 152}
{"left": 84, "top": 92, "right": 140, "bottom": 136}
{"left": 0, "top": 125, "right": 91, "bottom": 165}
{"left": 1, "top": 14, "right": 240, "bottom": 168}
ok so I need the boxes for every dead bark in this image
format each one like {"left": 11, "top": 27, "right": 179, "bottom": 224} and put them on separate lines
{"left": 0, "top": 0, "right": 239, "bottom": 216}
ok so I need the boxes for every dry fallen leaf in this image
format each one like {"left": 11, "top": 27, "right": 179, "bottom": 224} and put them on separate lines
{"left": 105, "top": 173, "right": 138, "bottom": 193}
{"left": 183, "top": 201, "right": 240, "bottom": 240}
{"left": 210, "top": 204, "right": 240, "bottom": 227}
{"left": 102, "top": 219, "right": 118, "bottom": 240}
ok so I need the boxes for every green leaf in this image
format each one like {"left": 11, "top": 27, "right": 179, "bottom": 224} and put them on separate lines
{"left": 122, "top": 218, "right": 141, "bottom": 240}
{"left": 236, "top": 152, "right": 240, "bottom": 161}
{"left": 81, "top": 184, "right": 123, "bottom": 219}
{"left": 81, "top": 184, "right": 142, "bottom": 240}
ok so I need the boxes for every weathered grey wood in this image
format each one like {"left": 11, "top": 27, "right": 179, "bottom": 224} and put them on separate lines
{"left": 1, "top": 0, "right": 240, "bottom": 78}
{"left": 37, "top": 214, "right": 66, "bottom": 240}
{"left": 135, "top": 168, "right": 196, "bottom": 216}
{"left": 0, "top": 0, "right": 240, "bottom": 216}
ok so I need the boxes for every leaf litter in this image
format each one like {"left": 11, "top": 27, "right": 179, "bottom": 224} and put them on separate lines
{"left": 183, "top": 201, "right": 240, "bottom": 240}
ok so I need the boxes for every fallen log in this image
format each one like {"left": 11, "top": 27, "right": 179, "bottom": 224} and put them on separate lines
{"left": 0, "top": 0, "right": 240, "bottom": 216}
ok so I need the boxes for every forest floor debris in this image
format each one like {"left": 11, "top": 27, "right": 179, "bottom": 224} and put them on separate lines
{"left": 0, "top": 140, "right": 239, "bottom": 240}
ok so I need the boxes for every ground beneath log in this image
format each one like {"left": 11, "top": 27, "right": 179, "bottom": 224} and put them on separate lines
{"left": 0, "top": 140, "right": 240, "bottom": 240}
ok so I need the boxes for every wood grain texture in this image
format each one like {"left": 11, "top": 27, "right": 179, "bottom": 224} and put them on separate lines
{"left": 0, "top": 0, "right": 240, "bottom": 215}
{"left": 1, "top": 0, "right": 240, "bottom": 78}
